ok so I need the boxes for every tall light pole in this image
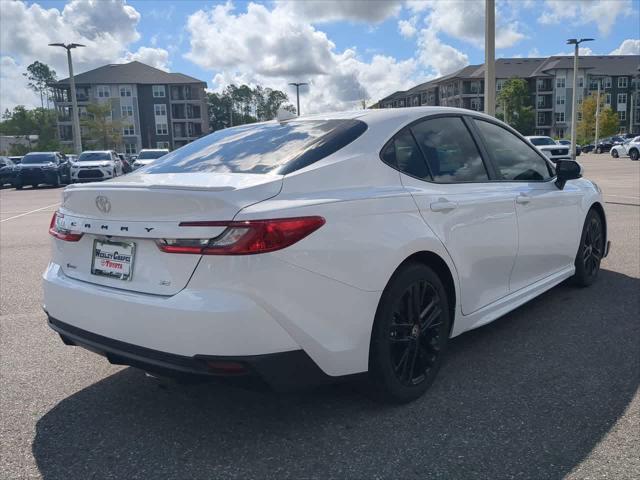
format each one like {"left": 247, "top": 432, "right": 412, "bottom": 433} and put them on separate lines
{"left": 288, "top": 82, "right": 308, "bottom": 116}
{"left": 49, "top": 43, "right": 85, "bottom": 155}
{"left": 567, "top": 38, "right": 594, "bottom": 160}
{"left": 484, "top": 0, "right": 496, "bottom": 116}
{"left": 595, "top": 78, "right": 601, "bottom": 148}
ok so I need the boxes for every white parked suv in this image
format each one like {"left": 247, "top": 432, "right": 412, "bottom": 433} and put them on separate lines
{"left": 72, "top": 151, "right": 123, "bottom": 183}
{"left": 132, "top": 149, "right": 169, "bottom": 169}
{"left": 525, "top": 136, "right": 571, "bottom": 162}
{"left": 610, "top": 136, "right": 640, "bottom": 160}
{"left": 44, "top": 108, "right": 608, "bottom": 402}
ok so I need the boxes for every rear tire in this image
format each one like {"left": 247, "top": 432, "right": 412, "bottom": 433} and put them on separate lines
{"left": 368, "top": 262, "right": 451, "bottom": 403}
{"left": 595, "top": 147, "right": 602, "bottom": 154}
{"left": 630, "top": 149, "right": 639, "bottom": 161}
{"left": 611, "top": 150, "right": 619, "bottom": 158}
{"left": 573, "top": 209, "right": 605, "bottom": 287}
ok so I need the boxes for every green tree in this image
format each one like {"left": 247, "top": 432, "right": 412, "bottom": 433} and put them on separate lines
{"left": 577, "top": 94, "right": 621, "bottom": 144}
{"left": 23, "top": 61, "right": 57, "bottom": 109}
{"left": 497, "top": 78, "right": 535, "bottom": 135}
{"left": 82, "top": 102, "right": 122, "bottom": 149}
{"left": 0, "top": 105, "right": 60, "bottom": 152}
{"left": 598, "top": 106, "right": 620, "bottom": 138}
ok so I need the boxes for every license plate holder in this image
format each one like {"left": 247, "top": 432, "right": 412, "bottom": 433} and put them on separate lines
{"left": 91, "top": 239, "right": 135, "bottom": 281}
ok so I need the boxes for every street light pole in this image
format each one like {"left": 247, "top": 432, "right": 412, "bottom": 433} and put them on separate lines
{"left": 49, "top": 43, "right": 85, "bottom": 155}
{"left": 595, "top": 78, "right": 601, "bottom": 148}
{"left": 288, "top": 82, "right": 308, "bottom": 116}
{"left": 567, "top": 38, "right": 594, "bottom": 160}
{"left": 484, "top": 0, "right": 496, "bottom": 116}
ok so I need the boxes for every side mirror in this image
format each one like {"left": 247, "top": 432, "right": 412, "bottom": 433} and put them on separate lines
{"left": 555, "top": 160, "right": 582, "bottom": 189}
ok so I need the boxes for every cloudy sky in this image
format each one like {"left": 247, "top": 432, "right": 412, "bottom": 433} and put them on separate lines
{"left": 1, "top": 0, "right": 638, "bottom": 114}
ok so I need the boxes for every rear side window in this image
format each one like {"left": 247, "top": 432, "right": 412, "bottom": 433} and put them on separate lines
{"left": 410, "top": 117, "right": 489, "bottom": 183}
{"left": 475, "top": 120, "right": 553, "bottom": 181}
{"left": 146, "top": 119, "right": 367, "bottom": 175}
{"left": 380, "top": 128, "right": 430, "bottom": 179}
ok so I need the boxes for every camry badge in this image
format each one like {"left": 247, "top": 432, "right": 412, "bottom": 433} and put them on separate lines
{"left": 95, "top": 195, "right": 111, "bottom": 214}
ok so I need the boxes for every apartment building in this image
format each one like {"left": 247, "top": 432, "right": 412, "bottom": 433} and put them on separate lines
{"left": 52, "top": 61, "right": 209, "bottom": 154}
{"left": 376, "top": 55, "right": 640, "bottom": 137}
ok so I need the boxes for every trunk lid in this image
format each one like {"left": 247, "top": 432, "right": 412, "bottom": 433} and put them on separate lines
{"left": 54, "top": 171, "right": 282, "bottom": 295}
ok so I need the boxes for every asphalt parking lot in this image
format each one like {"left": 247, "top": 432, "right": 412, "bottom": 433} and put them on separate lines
{"left": 1, "top": 153, "right": 638, "bottom": 480}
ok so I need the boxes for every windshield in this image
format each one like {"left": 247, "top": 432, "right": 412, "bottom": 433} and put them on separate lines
{"left": 146, "top": 119, "right": 367, "bottom": 175}
{"left": 530, "top": 137, "right": 557, "bottom": 146}
{"left": 78, "top": 152, "right": 111, "bottom": 161}
{"left": 138, "top": 150, "right": 168, "bottom": 160}
{"left": 21, "top": 153, "right": 56, "bottom": 164}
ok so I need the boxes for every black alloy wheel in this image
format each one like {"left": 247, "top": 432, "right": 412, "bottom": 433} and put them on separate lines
{"left": 369, "top": 263, "right": 450, "bottom": 403}
{"left": 574, "top": 209, "right": 605, "bottom": 287}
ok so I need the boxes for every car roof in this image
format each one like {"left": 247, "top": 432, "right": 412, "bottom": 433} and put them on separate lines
{"left": 81, "top": 150, "right": 112, "bottom": 153}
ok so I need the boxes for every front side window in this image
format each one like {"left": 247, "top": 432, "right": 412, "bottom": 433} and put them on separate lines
{"left": 410, "top": 117, "right": 488, "bottom": 183}
{"left": 475, "top": 120, "right": 552, "bottom": 182}
{"left": 152, "top": 85, "right": 165, "bottom": 98}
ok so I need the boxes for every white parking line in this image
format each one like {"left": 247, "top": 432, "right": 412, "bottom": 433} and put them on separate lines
{"left": 0, "top": 203, "right": 59, "bottom": 223}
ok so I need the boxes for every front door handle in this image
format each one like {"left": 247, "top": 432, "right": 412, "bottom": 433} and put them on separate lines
{"left": 430, "top": 199, "right": 458, "bottom": 212}
{"left": 516, "top": 193, "right": 531, "bottom": 205}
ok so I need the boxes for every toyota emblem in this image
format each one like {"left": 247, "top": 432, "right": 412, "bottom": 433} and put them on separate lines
{"left": 95, "top": 195, "right": 111, "bottom": 214}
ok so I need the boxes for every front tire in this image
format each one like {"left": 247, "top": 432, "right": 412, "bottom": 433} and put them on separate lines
{"left": 611, "top": 149, "right": 619, "bottom": 158}
{"left": 630, "top": 149, "right": 639, "bottom": 161}
{"left": 595, "top": 147, "right": 602, "bottom": 154}
{"left": 369, "top": 263, "right": 451, "bottom": 403}
{"left": 573, "top": 209, "right": 605, "bottom": 287}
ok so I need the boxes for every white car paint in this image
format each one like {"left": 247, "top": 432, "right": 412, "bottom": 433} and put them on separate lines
{"left": 132, "top": 149, "right": 169, "bottom": 169}
{"left": 610, "top": 136, "right": 640, "bottom": 160}
{"left": 525, "top": 136, "right": 571, "bottom": 162}
{"left": 72, "top": 150, "right": 123, "bottom": 182}
{"left": 43, "top": 107, "right": 605, "bottom": 384}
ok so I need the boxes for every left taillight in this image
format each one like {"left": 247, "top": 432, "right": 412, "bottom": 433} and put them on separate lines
{"left": 49, "top": 211, "right": 83, "bottom": 242}
{"left": 156, "top": 216, "right": 325, "bottom": 255}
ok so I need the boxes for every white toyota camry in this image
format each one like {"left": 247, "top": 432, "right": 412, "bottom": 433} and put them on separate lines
{"left": 43, "top": 107, "right": 609, "bottom": 403}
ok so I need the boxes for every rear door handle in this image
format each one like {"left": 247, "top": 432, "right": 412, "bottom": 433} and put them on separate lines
{"left": 516, "top": 193, "right": 531, "bottom": 205}
{"left": 430, "top": 199, "right": 458, "bottom": 212}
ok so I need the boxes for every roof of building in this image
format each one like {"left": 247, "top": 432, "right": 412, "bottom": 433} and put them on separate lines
{"left": 55, "top": 61, "right": 206, "bottom": 86}
{"left": 531, "top": 55, "right": 640, "bottom": 77}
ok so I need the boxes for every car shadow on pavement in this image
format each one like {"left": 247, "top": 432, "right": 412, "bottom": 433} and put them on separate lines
{"left": 32, "top": 269, "right": 639, "bottom": 480}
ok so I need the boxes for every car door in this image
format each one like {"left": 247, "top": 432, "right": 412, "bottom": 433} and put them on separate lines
{"left": 383, "top": 115, "right": 519, "bottom": 315}
{"left": 473, "top": 119, "right": 583, "bottom": 292}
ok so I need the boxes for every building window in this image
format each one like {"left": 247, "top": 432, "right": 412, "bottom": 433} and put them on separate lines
{"left": 577, "top": 111, "right": 582, "bottom": 121}
{"left": 399, "top": 100, "right": 405, "bottom": 107}
{"left": 123, "top": 124, "right": 135, "bottom": 136}
{"left": 617, "top": 93, "right": 627, "bottom": 105}
{"left": 619, "top": 126, "right": 626, "bottom": 134}
{"left": 556, "top": 128, "right": 565, "bottom": 138}
{"left": 618, "top": 77, "right": 628, "bottom": 89}
{"left": 555, "top": 112, "right": 565, "bottom": 123}
{"left": 156, "top": 123, "right": 168, "bottom": 135}
{"left": 589, "top": 79, "right": 599, "bottom": 90}
{"left": 152, "top": 85, "right": 165, "bottom": 98}
{"left": 96, "top": 85, "right": 110, "bottom": 98}
{"left": 556, "top": 77, "right": 565, "bottom": 88}
{"left": 121, "top": 105, "right": 133, "bottom": 117}
{"left": 537, "top": 112, "right": 546, "bottom": 125}
{"left": 154, "top": 104, "right": 167, "bottom": 116}
{"left": 577, "top": 96, "right": 583, "bottom": 105}
{"left": 470, "top": 98, "right": 481, "bottom": 111}
{"left": 618, "top": 111, "right": 626, "bottom": 121}
{"left": 157, "top": 142, "right": 170, "bottom": 149}
{"left": 496, "top": 79, "right": 504, "bottom": 92}
{"left": 605, "top": 93, "right": 611, "bottom": 105}
{"left": 556, "top": 95, "right": 565, "bottom": 105}
{"left": 578, "top": 76, "right": 584, "bottom": 88}
{"left": 604, "top": 77, "right": 612, "bottom": 88}
{"left": 119, "top": 86, "right": 132, "bottom": 97}
{"left": 124, "top": 143, "right": 137, "bottom": 154}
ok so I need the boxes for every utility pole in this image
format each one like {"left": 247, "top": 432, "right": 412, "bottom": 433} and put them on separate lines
{"left": 484, "top": 0, "right": 496, "bottom": 116}
{"left": 630, "top": 92, "right": 634, "bottom": 134}
{"left": 567, "top": 38, "right": 594, "bottom": 160}
{"left": 288, "top": 82, "right": 308, "bottom": 116}
{"left": 49, "top": 43, "right": 85, "bottom": 155}
{"left": 595, "top": 78, "right": 601, "bottom": 148}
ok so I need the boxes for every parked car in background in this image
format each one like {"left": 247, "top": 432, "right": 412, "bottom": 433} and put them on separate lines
{"left": 45, "top": 108, "right": 607, "bottom": 403}
{"left": 557, "top": 139, "right": 581, "bottom": 156}
{"left": 116, "top": 153, "right": 132, "bottom": 173}
{"left": 0, "top": 156, "right": 17, "bottom": 187}
{"left": 72, "top": 151, "right": 123, "bottom": 183}
{"left": 66, "top": 154, "right": 78, "bottom": 163}
{"left": 581, "top": 144, "right": 595, "bottom": 153}
{"left": 8, "top": 155, "right": 23, "bottom": 165}
{"left": 610, "top": 136, "right": 640, "bottom": 160}
{"left": 15, "top": 152, "right": 71, "bottom": 189}
{"left": 595, "top": 136, "right": 625, "bottom": 154}
{"left": 525, "top": 136, "right": 571, "bottom": 162}
{"left": 132, "top": 149, "right": 169, "bottom": 169}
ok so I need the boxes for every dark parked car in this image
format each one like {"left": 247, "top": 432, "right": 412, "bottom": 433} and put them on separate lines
{"left": 557, "top": 139, "right": 581, "bottom": 156}
{"left": 595, "top": 136, "right": 625, "bottom": 154}
{"left": 14, "top": 152, "right": 71, "bottom": 189}
{"left": 8, "top": 155, "right": 23, "bottom": 165}
{"left": 0, "top": 156, "right": 16, "bottom": 187}
{"left": 581, "top": 144, "right": 595, "bottom": 153}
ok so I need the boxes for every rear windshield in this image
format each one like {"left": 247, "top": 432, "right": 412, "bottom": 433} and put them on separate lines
{"left": 145, "top": 119, "right": 367, "bottom": 175}
{"left": 78, "top": 152, "right": 110, "bottom": 161}
{"left": 138, "top": 150, "right": 168, "bottom": 160}
{"left": 529, "top": 137, "right": 556, "bottom": 146}
{"left": 21, "top": 153, "right": 56, "bottom": 164}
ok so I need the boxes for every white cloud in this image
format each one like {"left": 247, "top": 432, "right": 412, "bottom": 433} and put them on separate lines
{"left": 553, "top": 47, "right": 595, "bottom": 56}
{"left": 185, "top": 2, "right": 420, "bottom": 113}
{"left": 416, "top": 28, "right": 469, "bottom": 76}
{"left": 0, "top": 56, "right": 41, "bottom": 111}
{"left": 538, "top": 0, "right": 633, "bottom": 35}
{"left": 123, "top": 47, "right": 170, "bottom": 71}
{"left": 276, "top": 0, "right": 402, "bottom": 23}
{"left": 398, "top": 17, "right": 418, "bottom": 38}
{"left": 610, "top": 39, "right": 640, "bottom": 55}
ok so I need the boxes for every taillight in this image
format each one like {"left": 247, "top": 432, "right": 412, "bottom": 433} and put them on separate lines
{"left": 49, "top": 212, "right": 83, "bottom": 242}
{"left": 156, "top": 216, "right": 325, "bottom": 255}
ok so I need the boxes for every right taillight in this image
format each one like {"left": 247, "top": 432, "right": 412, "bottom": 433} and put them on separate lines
{"left": 49, "top": 211, "right": 83, "bottom": 242}
{"left": 156, "top": 216, "right": 325, "bottom": 255}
